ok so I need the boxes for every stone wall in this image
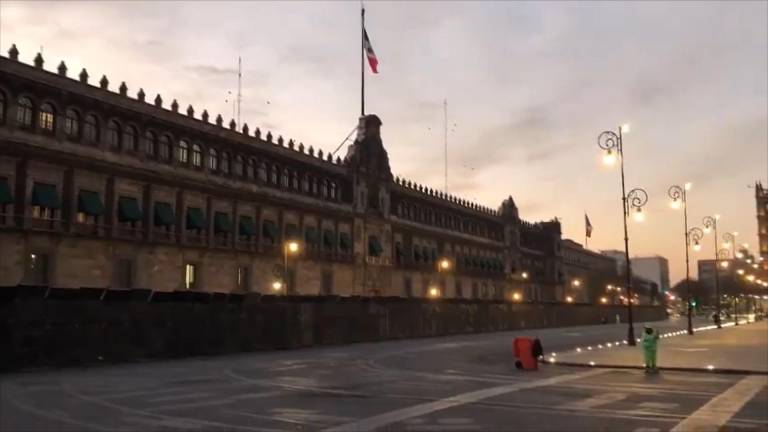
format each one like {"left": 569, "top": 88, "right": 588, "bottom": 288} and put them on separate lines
{"left": 0, "top": 285, "right": 667, "bottom": 371}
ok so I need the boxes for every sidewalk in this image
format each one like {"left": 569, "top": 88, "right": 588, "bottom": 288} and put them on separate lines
{"left": 552, "top": 320, "right": 768, "bottom": 374}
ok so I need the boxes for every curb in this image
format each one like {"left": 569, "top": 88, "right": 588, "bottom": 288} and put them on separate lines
{"left": 550, "top": 360, "right": 768, "bottom": 376}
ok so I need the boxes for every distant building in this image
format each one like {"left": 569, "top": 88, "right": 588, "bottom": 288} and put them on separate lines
{"left": 757, "top": 182, "right": 767, "bottom": 271}
{"left": 560, "top": 240, "right": 618, "bottom": 303}
{"left": 631, "top": 256, "right": 670, "bottom": 293}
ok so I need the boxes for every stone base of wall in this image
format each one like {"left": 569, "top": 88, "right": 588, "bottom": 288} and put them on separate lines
{"left": 0, "top": 286, "right": 667, "bottom": 372}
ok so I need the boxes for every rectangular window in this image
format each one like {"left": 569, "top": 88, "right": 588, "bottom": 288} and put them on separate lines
{"left": 77, "top": 190, "right": 104, "bottom": 224}
{"left": 455, "top": 280, "right": 463, "bottom": 298}
{"left": 186, "top": 207, "right": 206, "bottom": 232}
{"left": 236, "top": 266, "right": 249, "bottom": 291}
{"left": 321, "top": 270, "right": 333, "bottom": 295}
{"left": 184, "top": 263, "right": 197, "bottom": 290}
{"left": 154, "top": 201, "right": 175, "bottom": 228}
{"left": 23, "top": 253, "right": 49, "bottom": 285}
{"left": 239, "top": 216, "right": 255, "bottom": 241}
{"left": 113, "top": 259, "right": 134, "bottom": 289}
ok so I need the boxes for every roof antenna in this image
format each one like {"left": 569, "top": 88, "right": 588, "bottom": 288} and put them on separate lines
{"left": 237, "top": 56, "right": 242, "bottom": 127}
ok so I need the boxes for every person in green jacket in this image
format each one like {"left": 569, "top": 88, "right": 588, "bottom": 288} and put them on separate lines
{"left": 641, "top": 324, "right": 660, "bottom": 373}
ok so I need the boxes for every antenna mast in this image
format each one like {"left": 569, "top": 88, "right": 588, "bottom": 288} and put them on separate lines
{"left": 444, "top": 98, "right": 448, "bottom": 193}
{"left": 237, "top": 56, "right": 242, "bottom": 127}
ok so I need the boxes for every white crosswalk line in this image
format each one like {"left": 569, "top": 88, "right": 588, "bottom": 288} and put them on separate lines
{"left": 324, "top": 369, "right": 608, "bottom": 432}
{"left": 671, "top": 375, "right": 767, "bottom": 432}
{"left": 560, "top": 392, "right": 628, "bottom": 410}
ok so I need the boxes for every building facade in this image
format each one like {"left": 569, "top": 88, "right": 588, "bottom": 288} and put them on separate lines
{"left": 0, "top": 46, "right": 569, "bottom": 300}
{"left": 560, "top": 239, "right": 618, "bottom": 303}
{"left": 631, "top": 256, "right": 670, "bottom": 293}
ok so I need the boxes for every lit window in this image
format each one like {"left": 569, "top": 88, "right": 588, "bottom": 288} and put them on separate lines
{"left": 144, "top": 131, "right": 156, "bottom": 156}
{"left": 39, "top": 103, "right": 55, "bottom": 132}
{"left": 83, "top": 114, "right": 99, "bottom": 142}
{"left": 184, "top": 263, "right": 196, "bottom": 289}
{"left": 237, "top": 266, "right": 248, "bottom": 291}
{"left": 16, "top": 96, "right": 33, "bottom": 127}
{"left": 64, "top": 109, "right": 79, "bottom": 139}
{"left": 107, "top": 120, "right": 121, "bottom": 148}
{"left": 208, "top": 148, "right": 218, "bottom": 171}
{"left": 178, "top": 140, "right": 189, "bottom": 163}
{"left": 191, "top": 143, "right": 202, "bottom": 167}
{"left": 122, "top": 125, "right": 137, "bottom": 152}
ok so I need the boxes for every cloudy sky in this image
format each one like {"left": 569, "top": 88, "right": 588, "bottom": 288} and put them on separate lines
{"left": 2, "top": 1, "right": 766, "bottom": 284}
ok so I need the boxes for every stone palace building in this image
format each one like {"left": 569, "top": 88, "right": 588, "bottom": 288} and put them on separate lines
{"left": 0, "top": 45, "right": 579, "bottom": 301}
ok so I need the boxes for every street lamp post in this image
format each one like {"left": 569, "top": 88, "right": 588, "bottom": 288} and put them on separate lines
{"left": 687, "top": 226, "right": 704, "bottom": 333}
{"left": 283, "top": 240, "right": 299, "bottom": 295}
{"left": 597, "top": 126, "right": 648, "bottom": 346}
{"left": 669, "top": 184, "right": 696, "bottom": 335}
{"left": 723, "top": 232, "right": 738, "bottom": 325}
{"left": 703, "top": 215, "right": 721, "bottom": 329}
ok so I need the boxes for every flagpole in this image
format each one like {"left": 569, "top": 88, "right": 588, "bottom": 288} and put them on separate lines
{"left": 361, "top": 3, "right": 365, "bottom": 116}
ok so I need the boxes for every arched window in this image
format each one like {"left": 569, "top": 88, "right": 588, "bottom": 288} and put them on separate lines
{"left": 122, "top": 125, "right": 137, "bottom": 152}
{"left": 107, "top": 120, "right": 121, "bottom": 148}
{"left": 270, "top": 165, "right": 279, "bottom": 185}
{"left": 16, "top": 97, "right": 33, "bottom": 127}
{"left": 281, "top": 168, "right": 289, "bottom": 188}
{"left": 208, "top": 148, "right": 218, "bottom": 171}
{"left": 191, "top": 144, "right": 202, "bottom": 167}
{"left": 291, "top": 171, "right": 299, "bottom": 190}
{"left": 39, "top": 102, "right": 55, "bottom": 132}
{"left": 64, "top": 109, "right": 80, "bottom": 139}
{"left": 233, "top": 155, "right": 244, "bottom": 177}
{"left": 221, "top": 152, "right": 230, "bottom": 174}
{"left": 302, "top": 175, "right": 310, "bottom": 193}
{"left": 330, "top": 182, "right": 338, "bottom": 200}
{"left": 0, "top": 91, "right": 5, "bottom": 124}
{"left": 159, "top": 135, "right": 171, "bottom": 161}
{"left": 83, "top": 114, "right": 99, "bottom": 143}
{"left": 248, "top": 158, "right": 257, "bottom": 179}
{"left": 257, "top": 162, "right": 268, "bottom": 182}
{"left": 312, "top": 178, "right": 319, "bottom": 195}
{"left": 320, "top": 180, "right": 329, "bottom": 198}
{"left": 144, "top": 131, "right": 156, "bottom": 157}
{"left": 178, "top": 140, "right": 189, "bottom": 164}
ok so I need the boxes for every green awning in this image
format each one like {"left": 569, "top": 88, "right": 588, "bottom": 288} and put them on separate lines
{"left": 285, "top": 223, "right": 299, "bottom": 239}
{"left": 78, "top": 190, "right": 104, "bottom": 216}
{"left": 31, "top": 183, "right": 60, "bottom": 209}
{"left": 214, "top": 212, "right": 231, "bottom": 233}
{"left": 339, "top": 232, "right": 351, "bottom": 251}
{"left": 154, "top": 202, "right": 174, "bottom": 227}
{"left": 305, "top": 227, "right": 319, "bottom": 245}
{"left": 186, "top": 207, "right": 206, "bottom": 230}
{"left": 0, "top": 177, "right": 12, "bottom": 205}
{"left": 117, "top": 196, "right": 142, "bottom": 222}
{"left": 322, "top": 229, "right": 336, "bottom": 250}
{"left": 368, "top": 236, "right": 384, "bottom": 257}
{"left": 262, "top": 220, "right": 278, "bottom": 241}
{"left": 239, "top": 216, "right": 255, "bottom": 236}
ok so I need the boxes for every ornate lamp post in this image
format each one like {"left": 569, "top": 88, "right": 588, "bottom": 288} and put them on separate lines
{"left": 687, "top": 226, "right": 704, "bottom": 333}
{"left": 702, "top": 215, "right": 722, "bottom": 328}
{"left": 668, "top": 183, "right": 695, "bottom": 335}
{"left": 723, "top": 232, "right": 738, "bottom": 324}
{"left": 597, "top": 126, "right": 648, "bottom": 346}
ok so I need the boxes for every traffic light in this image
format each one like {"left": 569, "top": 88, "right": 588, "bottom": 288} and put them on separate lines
{"left": 690, "top": 299, "right": 697, "bottom": 308}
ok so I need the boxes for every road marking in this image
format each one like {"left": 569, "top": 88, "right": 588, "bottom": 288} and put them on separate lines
{"left": 324, "top": 369, "right": 607, "bottom": 432}
{"left": 151, "top": 390, "right": 283, "bottom": 411}
{"left": 268, "top": 364, "right": 308, "bottom": 372}
{"left": 671, "top": 375, "right": 767, "bottom": 432}
{"left": 560, "top": 392, "right": 628, "bottom": 410}
{"left": 637, "top": 402, "right": 679, "bottom": 410}
{"left": 148, "top": 392, "right": 210, "bottom": 403}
